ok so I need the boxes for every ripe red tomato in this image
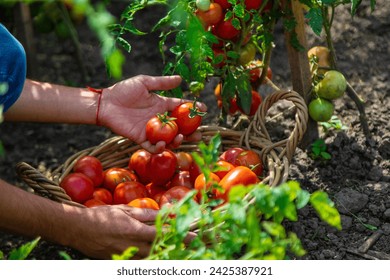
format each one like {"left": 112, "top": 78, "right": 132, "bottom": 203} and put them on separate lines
{"left": 169, "top": 170, "right": 193, "bottom": 189}
{"left": 175, "top": 151, "right": 193, "bottom": 171}
{"left": 92, "top": 187, "right": 113, "bottom": 204}
{"left": 60, "top": 172, "right": 95, "bottom": 204}
{"left": 146, "top": 113, "right": 178, "bottom": 145}
{"left": 189, "top": 160, "right": 202, "bottom": 184}
{"left": 113, "top": 181, "right": 147, "bottom": 205}
{"left": 245, "top": 0, "right": 263, "bottom": 10}
{"left": 159, "top": 186, "right": 195, "bottom": 208}
{"left": 219, "top": 147, "right": 245, "bottom": 164}
{"left": 248, "top": 60, "right": 273, "bottom": 83}
{"left": 216, "top": 166, "right": 259, "bottom": 201}
{"left": 129, "top": 149, "right": 152, "bottom": 184}
{"left": 214, "top": 160, "right": 235, "bottom": 179}
{"left": 214, "top": 0, "right": 232, "bottom": 10}
{"left": 149, "top": 150, "right": 177, "bottom": 186}
{"left": 128, "top": 197, "right": 160, "bottom": 210}
{"left": 238, "top": 90, "right": 262, "bottom": 116}
{"left": 102, "top": 167, "right": 138, "bottom": 192}
{"left": 234, "top": 150, "right": 263, "bottom": 176}
{"left": 170, "top": 102, "right": 204, "bottom": 136}
{"left": 145, "top": 182, "right": 167, "bottom": 199}
{"left": 196, "top": 3, "right": 223, "bottom": 27}
{"left": 213, "top": 18, "right": 240, "bottom": 40}
{"left": 194, "top": 172, "right": 220, "bottom": 200}
{"left": 73, "top": 155, "right": 103, "bottom": 187}
{"left": 84, "top": 198, "right": 107, "bottom": 208}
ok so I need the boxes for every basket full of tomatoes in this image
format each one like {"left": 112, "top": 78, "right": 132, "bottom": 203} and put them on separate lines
{"left": 15, "top": 88, "right": 307, "bottom": 211}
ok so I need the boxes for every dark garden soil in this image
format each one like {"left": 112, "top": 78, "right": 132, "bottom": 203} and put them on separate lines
{"left": 0, "top": 1, "right": 389, "bottom": 260}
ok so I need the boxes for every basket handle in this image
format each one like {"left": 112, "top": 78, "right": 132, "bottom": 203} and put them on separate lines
{"left": 242, "top": 89, "right": 308, "bottom": 163}
{"left": 15, "top": 162, "right": 84, "bottom": 207}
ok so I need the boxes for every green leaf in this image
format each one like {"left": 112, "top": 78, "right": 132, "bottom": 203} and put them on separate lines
{"left": 305, "top": 7, "right": 323, "bottom": 36}
{"left": 310, "top": 191, "right": 342, "bottom": 230}
{"left": 112, "top": 246, "right": 139, "bottom": 260}
{"left": 233, "top": 4, "right": 245, "bottom": 18}
{"left": 296, "top": 189, "right": 311, "bottom": 209}
{"left": 58, "top": 251, "right": 72, "bottom": 260}
{"left": 262, "top": 221, "right": 286, "bottom": 238}
{"left": 0, "top": 250, "right": 4, "bottom": 260}
{"left": 123, "top": 19, "right": 147, "bottom": 35}
{"left": 320, "top": 151, "right": 331, "bottom": 160}
{"left": 8, "top": 237, "right": 40, "bottom": 260}
{"left": 106, "top": 49, "right": 125, "bottom": 79}
{"left": 117, "top": 37, "right": 131, "bottom": 53}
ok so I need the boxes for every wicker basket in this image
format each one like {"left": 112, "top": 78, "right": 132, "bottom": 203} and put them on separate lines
{"left": 16, "top": 89, "right": 308, "bottom": 208}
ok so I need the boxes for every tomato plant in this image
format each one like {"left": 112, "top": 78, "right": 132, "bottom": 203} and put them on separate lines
{"left": 314, "top": 70, "right": 347, "bottom": 100}
{"left": 113, "top": 181, "right": 147, "bottom": 205}
{"left": 73, "top": 155, "right": 103, "bottom": 187}
{"left": 60, "top": 172, "right": 95, "bottom": 204}
{"left": 146, "top": 112, "right": 178, "bottom": 145}
{"left": 308, "top": 97, "right": 334, "bottom": 122}
{"left": 170, "top": 102, "right": 205, "bottom": 136}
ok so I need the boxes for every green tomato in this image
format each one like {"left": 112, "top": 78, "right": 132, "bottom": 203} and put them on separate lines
{"left": 315, "top": 70, "right": 347, "bottom": 100}
{"left": 239, "top": 43, "right": 256, "bottom": 66}
{"left": 308, "top": 98, "right": 334, "bottom": 122}
{"left": 196, "top": 0, "right": 211, "bottom": 12}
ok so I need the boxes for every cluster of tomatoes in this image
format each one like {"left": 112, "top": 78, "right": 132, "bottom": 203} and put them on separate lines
{"left": 145, "top": 102, "right": 205, "bottom": 145}
{"left": 60, "top": 145, "right": 264, "bottom": 210}
{"left": 307, "top": 46, "right": 347, "bottom": 122}
{"left": 194, "top": 0, "right": 274, "bottom": 116}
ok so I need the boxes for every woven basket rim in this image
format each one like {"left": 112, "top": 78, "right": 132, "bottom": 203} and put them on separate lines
{"left": 16, "top": 89, "right": 308, "bottom": 208}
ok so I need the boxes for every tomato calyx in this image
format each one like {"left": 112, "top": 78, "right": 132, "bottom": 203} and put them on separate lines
{"left": 156, "top": 111, "right": 177, "bottom": 127}
{"left": 188, "top": 100, "right": 207, "bottom": 119}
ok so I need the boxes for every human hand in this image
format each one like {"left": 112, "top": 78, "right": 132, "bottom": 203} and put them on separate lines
{"left": 98, "top": 75, "right": 207, "bottom": 153}
{"left": 71, "top": 205, "right": 157, "bottom": 259}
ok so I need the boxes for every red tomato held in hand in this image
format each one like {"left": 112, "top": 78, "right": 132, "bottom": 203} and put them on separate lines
{"left": 60, "top": 172, "right": 94, "bottom": 204}
{"left": 129, "top": 149, "right": 152, "bottom": 184}
{"left": 149, "top": 150, "right": 177, "bottom": 186}
{"left": 73, "top": 155, "right": 103, "bottom": 187}
{"left": 234, "top": 150, "right": 263, "bottom": 176}
{"left": 93, "top": 187, "right": 113, "bottom": 205}
{"left": 128, "top": 197, "right": 160, "bottom": 210}
{"left": 213, "top": 18, "right": 240, "bottom": 40}
{"left": 170, "top": 102, "right": 204, "bottom": 136}
{"left": 159, "top": 186, "right": 195, "bottom": 208}
{"left": 146, "top": 112, "right": 178, "bottom": 145}
{"left": 113, "top": 181, "right": 147, "bottom": 205}
{"left": 102, "top": 167, "right": 138, "bottom": 192}
{"left": 196, "top": 3, "right": 223, "bottom": 27}
{"left": 216, "top": 166, "right": 259, "bottom": 201}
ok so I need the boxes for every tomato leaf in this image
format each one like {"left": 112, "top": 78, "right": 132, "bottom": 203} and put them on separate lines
{"left": 305, "top": 7, "right": 323, "bottom": 36}
{"left": 310, "top": 191, "right": 342, "bottom": 230}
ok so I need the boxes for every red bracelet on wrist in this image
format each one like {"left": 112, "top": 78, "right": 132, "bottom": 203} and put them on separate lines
{"left": 87, "top": 86, "right": 104, "bottom": 126}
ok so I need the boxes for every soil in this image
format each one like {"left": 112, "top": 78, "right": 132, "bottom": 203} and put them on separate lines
{"left": 0, "top": 1, "right": 389, "bottom": 260}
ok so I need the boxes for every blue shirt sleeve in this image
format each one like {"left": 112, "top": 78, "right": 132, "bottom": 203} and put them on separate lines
{"left": 0, "top": 23, "right": 27, "bottom": 112}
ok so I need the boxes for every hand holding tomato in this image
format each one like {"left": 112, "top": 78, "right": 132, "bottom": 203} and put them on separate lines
{"left": 96, "top": 75, "right": 207, "bottom": 154}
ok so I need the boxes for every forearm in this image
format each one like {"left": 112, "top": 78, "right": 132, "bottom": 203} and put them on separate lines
{"left": 0, "top": 179, "right": 83, "bottom": 247}
{"left": 4, "top": 79, "right": 99, "bottom": 124}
